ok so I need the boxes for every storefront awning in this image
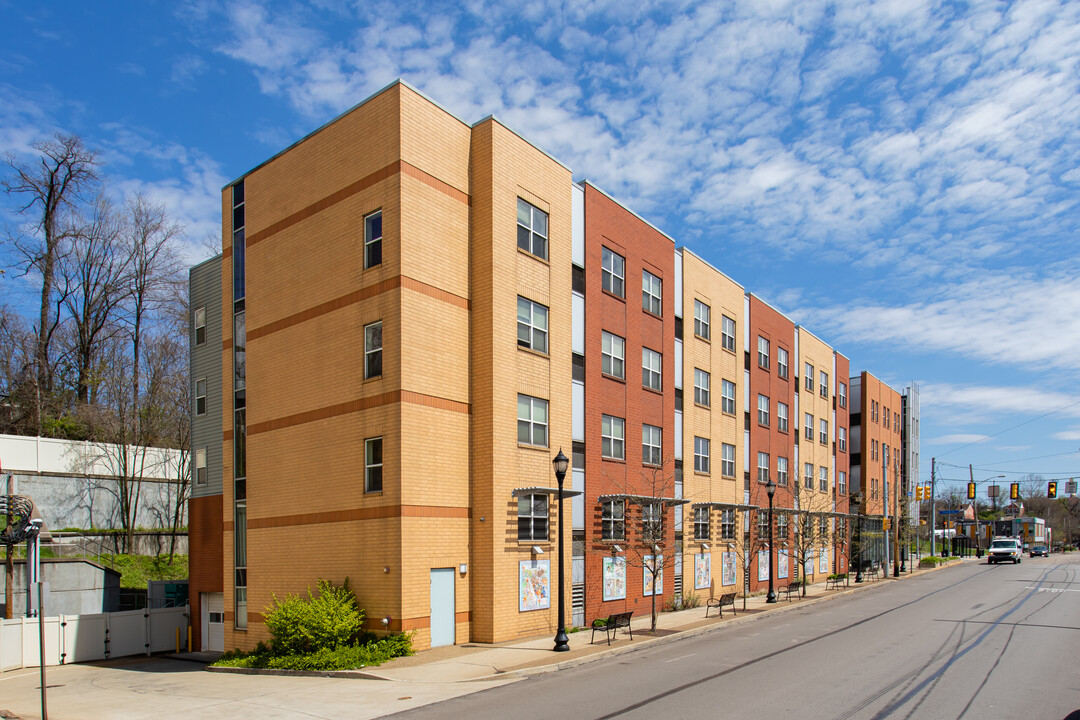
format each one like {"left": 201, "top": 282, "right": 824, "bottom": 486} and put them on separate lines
{"left": 596, "top": 493, "right": 689, "bottom": 506}
{"left": 511, "top": 486, "right": 583, "bottom": 498}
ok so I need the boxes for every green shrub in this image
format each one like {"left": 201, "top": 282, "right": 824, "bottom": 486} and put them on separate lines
{"left": 212, "top": 633, "right": 413, "bottom": 671}
{"left": 264, "top": 579, "right": 364, "bottom": 655}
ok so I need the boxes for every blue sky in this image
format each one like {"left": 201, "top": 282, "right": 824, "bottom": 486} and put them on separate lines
{"left": 3, "top": 0, "right": 1079, "bottom": 494}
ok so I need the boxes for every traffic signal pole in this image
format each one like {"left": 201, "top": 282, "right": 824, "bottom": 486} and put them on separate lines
{"left": 930, "top": 458, "right": 936, "bottom": 558}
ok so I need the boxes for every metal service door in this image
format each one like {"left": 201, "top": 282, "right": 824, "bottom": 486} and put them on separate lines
{"left": 203, "top": 592, "right": 225, "bottom": 652}
{"left": 429, "top": 568, "right": 455, "bottom": 647}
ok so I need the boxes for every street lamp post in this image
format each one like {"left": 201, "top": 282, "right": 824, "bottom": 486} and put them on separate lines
{"left": 766, "top": 479, "right": 777, "bottom": 604}
{"left": 552, "top": 449, "right": 570, "bottom": 652}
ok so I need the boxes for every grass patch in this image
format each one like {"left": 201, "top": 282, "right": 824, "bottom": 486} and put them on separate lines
{"left": 918, "top": 556, "right": 959, "bottom": 568}
{"left": 213, "top": 634, "right": 414, "bottom": 671}
{"left": 96, "top": 554, "right": 188, "bottom": 589}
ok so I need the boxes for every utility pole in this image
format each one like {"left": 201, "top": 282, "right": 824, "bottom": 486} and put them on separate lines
{"left": 930, "top": 457, "right": 937, "bottom": 558}
{"left": 970, "top": 464, "right": 979, "bottom": 557}
{"left": 5, "top": 463, "right": 12, "bottom": 620}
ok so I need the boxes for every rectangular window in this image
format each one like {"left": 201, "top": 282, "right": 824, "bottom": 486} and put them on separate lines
{"left": 602, "top": 246, "right": 625, "bottom": 298}
{"left": 777, "top": 347, "right": 788, "bottom": 379}
{"left": 721, "top": 443, "right": 735, "bottom": 477}
{"left": 819, "top": 370, "right": 829, "bottom": 398}
{"left": 884, "top": 406, "right": 890, "bottom": 429}
{"left": 642, "top": 347, "right": 662, "bottom": 391}
{"left": 364, "top": 321, "right": 383, "bottom": 379}
{"left": 642, "top": 424, "right": 662, "bottom": 466}
{"left": 720, "top": 509, "right": 735, "bottom": 540}
{"left": 195, "top": 448, "right": 207, "bottom": 486}
{"left": 777, "top": 401, "right": 789, "bottom": 432}
{"left": 694, "top": 368, "right": 710, "bottom": 407}
{"left": 838, "top": 382, "right": 847, "bottom": 408}
{"left": 518, "top": 395, "right": 549, "bottom": 447}
{"left": 804, "top": 363, "right": 814, "bottom": 392}
{"left": 757, "top": 336, "right": 770, "bottom": 369}
{"left": 839, "top": 471, "right": 847, "bottom": 496}
{"left": 804, "top": 462, "right": 814, "bottom": 489}
{"left": 694, "top": 506, "right": 710, "bottom": 540}
{"left": 820, "top": 418, "right": 828, "bottom": 445}
{"left": 777, "top": 456, "right": 789, "bottom": 485}
{"left": 777, "top": 513, "right": 788, "bottom": 537}
{"left": 757, "top": 452, "right": 770, "bottom": 483}
{"left": 602, "top": 414, "right": 625, "bottom": 460}
{"left": 518, "top": 493, "right": 549, "bottom": 541}
{"left": 601, "top": 331, "right": 625, "bottom": 379}
{"left": 694, "top": 436, "right": 710, "bottom": 473}
{"left": 757, "top": 511, "right": 769, "bottom": 539}
{"left": 517, "top": 296, "right": 549, "bottom": 354}
{"left": 757, "top": 394, "right": 770, "bottom": 426}
{"left": 721, "top": 379, "right": 736, "bottom": 414}
{"left": 804, "top": 413, "right": 814, "bottom": 441}
{"left": 694, "top": 300, "right": 710, "bottom": 340}
{"left": 642, "top": 270, "right": 662, "bottom": 315}
{"left": 819, "top": 466, "right": 829, "bottom": 492}
{"left": 194, "top": 307, "right": 206, "bottom": 346}
{"left": 602, "top": 500, "right": 625, "bottom": 540}
{"left": 642, "top": 502, "right": 662, "bottom": 542}
{"left": 517, "top": 198, "right": 548, "bottom": 259}
{"left": 721, "top": 315, "right": 735, "bottom": 351}
{"left": 839, "top": 427, "right": 847, "bottom": 452}
{"left": 364, "top": 210, "right": 382, "bottom": 268}
{"left": 871, "top": 439, "right": 878, "bottom": 461}
{"left": 820, "top": 515, "right": 830, "bottom": 538}
{"left": 195, "top": 378, "right": 207, "bottom": 416}
{"left": 365, "top": 437, "right": 383, "bottom": 492}
{"left": 895, "top": 412, "right": 900, "bottom": 431}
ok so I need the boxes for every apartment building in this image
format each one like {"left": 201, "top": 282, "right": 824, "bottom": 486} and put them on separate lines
{"left": 834, "top": 353, "right": 851, "bottom": 574}
{"left": 848, "top": 372, "right": 903, "bottom": 566}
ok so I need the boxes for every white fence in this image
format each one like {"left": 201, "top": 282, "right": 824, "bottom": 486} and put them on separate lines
{"left": 0, "top": 607, "right": 189, "bottom": 671}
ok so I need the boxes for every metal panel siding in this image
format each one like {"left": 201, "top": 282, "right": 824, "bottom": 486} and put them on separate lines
{"left": 571, "top": 183, "right": 585, "bottom": 267}
{"left": 572, "top": 467, "right": 585, "bottom": 530}
{"left": 674, "top": 339, "right": 683, "bottom": 389}
{"left": 674, "top": 249, "right": 683, "bottom": 318}
{"left": 674, "top": 410, "right": 683, "bottom": 460}
{"left": 572, "top": 292, "right": 585, "bottom": 355}
{"left": 572, "top": 381, "right": 585, "bottom": 442}
{"left": 189, "top": 256, "right": 224, "bottom": 499}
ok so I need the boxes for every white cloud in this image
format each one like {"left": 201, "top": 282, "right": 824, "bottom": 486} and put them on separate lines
{"left": 927, "top": 434, "right": 991, "bottom": 446}
{"left": 920, "top": 382, "right": 1080, "bottom": 419}
{"left": 1052, "top": 429, "right": 1080, "bottom": 441}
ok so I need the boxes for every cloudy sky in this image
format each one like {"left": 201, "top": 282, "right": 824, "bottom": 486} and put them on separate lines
{"left": 2, "top": 0, "right": 1079, "bottom": 495}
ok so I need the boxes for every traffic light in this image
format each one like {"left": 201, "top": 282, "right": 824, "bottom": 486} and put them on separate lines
{"left": 1048, "top": 481, "right": 1057, "bottom": 499}
{"left": 967, "top": 482, "right": 976, "bottom": 500}
{"left": 916, "top": 486, "right": 923, "bottom": 500}
{"left": 1010, "top": 483, "right": 1019, "bottom": 500}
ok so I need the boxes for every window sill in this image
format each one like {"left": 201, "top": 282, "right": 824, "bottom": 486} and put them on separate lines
{"left": 643, "top": 462, "right": 662, "bottom": 469}
{"left": 695, "top": 334, "right": 711, "bottom": 344}
{"left": 601, "top": 372, "right": 626, "bottom": 384}
{"left": 643, "top": 308, "right": 662, "bottom": 320}
{"left": 364, "top": 374, "right": 383, "bottom": 383}
{"left": 694, "top": 470, "right": 711, "bottom": 477}
{"left": 517, "top": 246, "right": 550, "bottom": 265}
{"left": 518, "top": 345, "right": 550, "bottom": 360}
{"left": 721, "top": 474, "right": 735, "bottom": 480}
{"left": 721, "top": 344, "right": 735, "bottom": 354}
{"left": 695, "top": 401, "right": 711, "bottom": 410}
{"left": 601, "top": 456, "right": 626, "bottom": 464}
{"left": 364, "top": 490, "right": 384, "bottom": 496}
{"left": 643, "top": 385, "right": 663, "bottom": 395}
{"left": 518, "top": 540, "right": 551, "bottom": 546}
{"left": 601, "top": 288, "right": 626, "bottom": 303}
{"left": 518, "top": 443, "right": 550, "bottom": 452}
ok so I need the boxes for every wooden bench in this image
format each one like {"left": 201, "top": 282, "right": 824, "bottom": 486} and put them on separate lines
{"left": 705, "top": 592, "right": 737, "bottom": 618}
{"left": 590, "top": 611, "right": 634, "bottom": 645}
{"left": 826, "top": 574, "right": 848, "bottom": 591}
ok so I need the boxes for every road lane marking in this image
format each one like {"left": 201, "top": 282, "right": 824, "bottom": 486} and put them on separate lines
{"left": 664, "top": 653, "right": 697, "bottom": 663}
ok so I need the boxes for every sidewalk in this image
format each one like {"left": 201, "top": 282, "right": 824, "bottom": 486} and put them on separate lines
{"left": 209, "top": 561, "right": 956, "bottom": 684}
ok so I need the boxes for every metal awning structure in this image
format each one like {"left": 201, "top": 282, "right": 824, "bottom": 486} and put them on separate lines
{"left": 691, "top": 501, "right": 759, "bottom": 512}
{"left": 596, "top": 493, "right": 689, "bottom": 507}
{"left": 511, "top": 486, "right": 583, "bottom": 498}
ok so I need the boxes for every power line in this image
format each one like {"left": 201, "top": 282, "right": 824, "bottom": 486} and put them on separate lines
{"left": 933, "top": 398, "right": 1080, "bottom": 458}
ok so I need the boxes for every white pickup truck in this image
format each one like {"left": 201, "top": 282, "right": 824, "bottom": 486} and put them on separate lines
{"left": 988, "top": 537, "right": 1022, "bottom": 564}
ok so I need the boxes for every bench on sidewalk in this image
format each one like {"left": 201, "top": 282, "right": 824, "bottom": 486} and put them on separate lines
{"left": 777, "top": 581, "right": 802, "bottom": 601}
{"left": 826, "top": 574, "right": 848, "bottom": 590}
{"left": 590, "top": 611, "right": 634, "bottom": 645}
{"left": 705, "top": 592, "right": 737, "bottom": 618}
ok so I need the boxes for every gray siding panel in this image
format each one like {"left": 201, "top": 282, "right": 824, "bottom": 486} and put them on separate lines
{"left": 190, "top": 255, "right": 224, "bottom": 498}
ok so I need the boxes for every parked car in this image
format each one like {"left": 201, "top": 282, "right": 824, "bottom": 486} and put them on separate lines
{"left": 1029, "top": 545, "right": 1048, "bottom": 557}
{"left": 988, "top": 538, "right": 1022, "bottom": 564}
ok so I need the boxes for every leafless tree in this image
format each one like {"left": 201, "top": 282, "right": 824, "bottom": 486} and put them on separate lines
{"left": 787, "top": 480, "right": 836, "bottom": 597}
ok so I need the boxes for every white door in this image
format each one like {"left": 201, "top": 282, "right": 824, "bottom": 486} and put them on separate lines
{"left": 202, "top": 592, "right": 225, "bottom": 652}
{"left": 429, "top": 568, "right": 455, "bottom": 647}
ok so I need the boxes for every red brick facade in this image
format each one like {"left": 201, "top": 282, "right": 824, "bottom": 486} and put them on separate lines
{"left": 187, "top": 494, "right": 223, "bottom": 650}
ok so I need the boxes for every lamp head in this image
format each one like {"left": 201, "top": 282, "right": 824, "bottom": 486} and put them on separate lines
{"left": 766, "top": 479, "right": 777, "bottom": 497}
{"left": 552, "top": 448, "right": 570, "bottom": 478}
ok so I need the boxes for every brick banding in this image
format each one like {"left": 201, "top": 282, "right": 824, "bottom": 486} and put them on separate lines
{"left": 246, "top": 390, "right": 470, "bottom": 436}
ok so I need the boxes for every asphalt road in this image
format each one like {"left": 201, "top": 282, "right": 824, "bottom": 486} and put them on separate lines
{"left": 387, "top": 555, "right": 1080, "bottom": 720}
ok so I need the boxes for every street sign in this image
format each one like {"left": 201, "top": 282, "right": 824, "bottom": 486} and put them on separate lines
{"left": 938, "top": 510, "right": 961, "bottom": 515}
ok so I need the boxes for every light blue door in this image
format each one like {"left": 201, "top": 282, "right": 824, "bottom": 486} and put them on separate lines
{"left": 430, "top": 568, "right": 455, "bottom": 647}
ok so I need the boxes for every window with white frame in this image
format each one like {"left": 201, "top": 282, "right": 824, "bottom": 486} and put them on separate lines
{"left": 777, "top": 456, "right": 789, "bottom": 485}
{"left": 777, "top": 346, "right": 788, "bottom": 379}
{"left": 838, "top": 382, "right": 847, "bottom": 408}
{"left": 517, "top": 198, "right": 548, "bottom": 259}
{"left": 820, "top": 418, "right": 828, "bottom": 445}
{"left": 819, "top": 466, "right": 829, "bottom": 492}
{"left": 804, "top": 412, "right": 814, "bottom": 441}
{"left": 871, "top": 439, "right": 878, "bottom": 461}
{"left": 642, "top": 347, "right": 662, "bottom": 391}
{"left": 757, "top": 452, "right": 770, "bottom": 482}
{"left": 777, "top": 401, "right": 789, "bottom": 432}
{"left": 364, "top": 321, "right": 383, "bottom": 379}
{"left": 694, "top": 368, "right": 710, "bottom": 406}
{"left": 364, "top": 210, "right": 382, "bottom": 268}
{"left": 757, "top": 394, "right": 770, "bottom": 426}
{"left": 518, "top": 493, "right": 549, "bottom": 540}
{"left": 819, "top": 515, "right": 830, "bottom": 538}
{"left": 720, "top": 509, "right": 735, "bottom": 539}
{"left": 804, "top": 363, "right": 814, "bottom": 392}
{"left": 839, "top": 471, "right": 847, "bottom": 495}
{"left": 694, "top": 300, "right": 710, "bottom": 340}
{"left": 838, "top": 426, "right": 847, "bottom": 452}
{"left": 694, "top": 506, "right": 710, "bottom": 540}
{"left": 195, "top": 378, "right": 207, "bottom": 416}
{"left": 517, "top": 394, "right": 549, "bottom": 447}
{"left": 721, "top": 379, "right": 735, "bottom": 414}
{"left": 602, "top": 414, "right": 625, "bottom": 459}
{"left": 777, "top": 512, "right": 788, "bottom": 537}
{"left": 602, "top": 499, "right": 625, "bottom": 540}
{"left": 884, "top": 406, "right": 890, "bottom": 429}
{"left": 721, "top": 443, "right": 735, "bottom": 477}
{"left": 194, "top": 307, "right": 206, "bottom": 346}
{"left": 195, "top": 448, "right": 207, "bottom": 486}
{"left": 601, "top": 331, "right": 625, "bottom": 379}
{"left": 721, "top": 314, "right": 735, "bottom": 351}
{"left": 804, "top": 462, "right": 814, "bottom": 489}
{"left": 694, "top": 436, "right": 710, "bottom": 473}
{"left": 756, "top": 511, "right": 769, "bottom": 539}
{"left": 365, "top": 437, "right": 383, "bottom": 492}
{"left": 819, "top": 370, "right": 829, "bottom": 398}
{"left": 642, "top": 502, "right": 662, "bottom": 541}
{"left": 642, "top": 270, "right": 662, "bottom": 315}
{"left": 757, "top": 336, "right": 770, "bottom": 369}
{"left": 517, "top": 296, "right": 549, "bottom": 353}
{"left": 642, "top": 424, "right": 662, "bottom": 466}
{"left": 602, "top": 246, "right": 625, "bottom": 297}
